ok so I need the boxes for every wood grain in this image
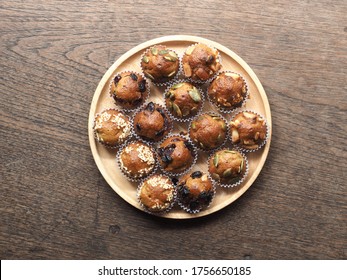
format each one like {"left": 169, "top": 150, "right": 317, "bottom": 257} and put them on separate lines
{"left": 0, "top": 0, "right": 346, "bottom": 259}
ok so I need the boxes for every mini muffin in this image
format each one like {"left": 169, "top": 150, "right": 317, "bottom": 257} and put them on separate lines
{"left": 165, "top": 82, "right": 203, "bottom": 120}
{"left": 138, "top": 174, "right": 176, "bottom": 213}
{"left": 110, "top": 71, "right": 148, "bottom": 110}
{"left": 93, "top": 108, "right": 131, "bottom": 147}
{"left": 157, "top": 135, "right": 195, "bottom": 174}
{"left": 118, "top": 141, "right": 156, "bottom": 180}
{"left": 189, "top": 113, "right": 227, "bottom": 150}
{"left": 208, "top": 72, "right": 247, "bottom": 111}
{"left": 182, "top": 43, "right": 221, "bottom": 82}
{"left": 133, "top": 102, "right": 172, "bottom": 142}
{"left": 208, "top": 149, "right": 247, "bottom": 186}
{"left": 177, "top": 171, "right": 215, "bottom": 213}
{"left": 230, "top": 111, "right": 267, "bottom": 150}
{"left": 141, "top": 45, "right": 179, "bottom": 84}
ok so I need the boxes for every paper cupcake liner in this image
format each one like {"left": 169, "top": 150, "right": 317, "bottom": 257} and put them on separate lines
{"left": 137, "top": 174, "right": 177, "bottom": 216}
{"left": 155, "top": 133, "right": 198, "bottom": 177}
{"left": 116, "top": 140, "right": 158, "bottom": 182}
{"left": 207, "top": 148, "right": 249, "bottom": 188}
{"left": 140, "top": 46, "right": 181, "bottom": 87}
{"left": 92, "top": 108, "right": 133, "bottom": 149}
{"left": 188, "top": 111, "right": 229, "bottom": 153}
{"left": 206, "top": 71, "right": 249, "bottom": 114}
{"left": 108, "top": 71, "right": 150, "bottom": 112}
{"left": 163, "top": 79, "right": 205, "bottom": 123}
{"left": 177, "top": 172, "right": 217, "bottom": 214}
{"left": 132, "top": 102, "right": 173, "bottom": 145}
{"left": 181, "top": 42, "right": 223, "bottom": 84}
{"left": 229, "top": 109, "right": 269, "bottom": 153}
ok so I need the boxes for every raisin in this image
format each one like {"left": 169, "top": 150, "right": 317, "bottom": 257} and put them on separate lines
{"left": 114, "top": 75, "right": 121, "bottom": 84}
{"left": 136, "top": 123, "right": 141, "bottom": 131}
{"left": 191, "top": 171, "right": 202, "bottom": 179}
{"left": 189, "top": 200, "right": 199, "bottom": 210}
{"left": 184, "top": 140, "right": 193, "bottom": 151}
{"left": 171, "top": 178, "right": 178, "bottom": 185}
{"left": 133, "top": 98, "right": 143, "bottom": 106}
{"left": 155, "top": 129, "right": 164, "bottom": 137}
{"left": 161, "top": 154, "right": 172, "bottom": 164}
{"left": 206, "top": 55, "right": 215, "bottom": 64}
{"left": 199, "top": 191, "right": 213, "bottom": 204}
{"left": 146, "top": 102, "right": 155, "bottom": 112}
{"left": 179, "top": 185, "right": 190, "bottom": 197}
{"left": 130, "top": 73, "right": 138, "bottom": 81}
{"left": 138, "top": 79, "right": 146, "bottom": 92}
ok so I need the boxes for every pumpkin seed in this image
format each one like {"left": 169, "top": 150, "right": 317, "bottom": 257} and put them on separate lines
{"left": 199, "top": 142, "right": 204, "bottom": 149}
{"left": 182, "top": 107, "right": 190, "bottom": 117}
{"left": 224, "top": 150, "right": 236, "bottom": 154}
{"left": 185, "top": 45, "right": 195, "bottom": 55}
{"left": 213, "top": 154, "right": 219, "bottom": 167}
{"left": 227, "top": 177, "right": 240, "bottom": 184}
{"left": 165, "top": 91, "right": 172, "bottom": 98}
{"left": 159, "top": 49, "right": 169, "bottom": 55}
{"left": 191, "top": 122, "right": 196, "bottom": 130}
{"left": 188, "top": 89, "right": 201, "bottom": 103}
{"left": 172, "top": 103, "right": 182, "bottom": 117}
{"left": 168, "top": 51, "right": 177, "bottom": 58}
{"left": 169, "top": 93, "right": 175, "bottom": 101}
{"left": 211, "top": 173, "right": 220, "bottom": 181}
{"left": 238, "top": 159, "right": 244, "bottom": 174}
{"left": 144, "top": 72, "right": 155, "bottom": 80}
{"left": 167, "top": 101, "right": 173, "bottom": 111}
{"left": 217, "top": 133, "right": 223, "bottom": 142}
{"left": 142, "top": 55, "right": 149, "bottom": 63}
{"left": 164, "top": 56, "right": 176, "bottom": 62}
{"left": 167, "top": 71, "right": 176, "bottom": 77}
{"left": 223, "top": 168, "right": 232, "bottom": 178}
{"left": 172, "top": 83, "right": 184, "bottom": 89}
{"left": 151, "top": 47, "right": 158, "bottom": 55}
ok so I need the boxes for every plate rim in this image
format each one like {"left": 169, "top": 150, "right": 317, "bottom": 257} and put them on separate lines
{"left": 88, "top": 35, "right": 272, "bottom": 219}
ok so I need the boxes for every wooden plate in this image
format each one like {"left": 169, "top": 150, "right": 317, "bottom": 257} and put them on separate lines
{"left": 88, "top": 35, "right": 272, "bottom": 219}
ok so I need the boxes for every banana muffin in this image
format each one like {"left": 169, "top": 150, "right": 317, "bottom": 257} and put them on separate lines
{"left": 133, "top": 102, "right": 172, "bottom": 142}
{"left": 110, "top": 71, "right": 148, "bottom": 110}
{"left": 230, "top": 111, "right": 267, "bottom": 150}
{"left": 157, "top": 135, "right": 195, "bottom": 174}
{"left": 138, "top": 174, "right": 176, "bottom": 213}
{"left": 177, "top": 171, "right": 215, "bottom": 213}
{"left": 208, "top": 72, "right": 247, "bottom": 111}
{"left": 208, "top": 149, "right": 247, "bottom": 186}
{"left": 141, "top": 45, "right": 179, "bottom": 84}
{"left": 93, "top": 108, "right": 131, "bottom": 147}
{"left": 118, "top": 141, "right": 156, "bottom": 180}
{"left": 182, "top": 43, "right": 221, "bottom": 82}
{"left": 189, "top": 113, "right": 227, "bottom": 150}
{"left": 165, "top": 82, "right": 203, "bottom": 119}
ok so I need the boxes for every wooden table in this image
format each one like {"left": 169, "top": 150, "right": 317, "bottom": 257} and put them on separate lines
{"left": 1, "top": 0, "right": 346, "bottom": 260}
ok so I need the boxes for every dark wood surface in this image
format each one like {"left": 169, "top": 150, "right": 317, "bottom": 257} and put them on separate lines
{"left": 1, "top": 0, "right": 346, "bottom": 260}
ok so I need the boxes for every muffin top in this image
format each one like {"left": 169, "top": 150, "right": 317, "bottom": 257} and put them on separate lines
{"left": 157, "top": 135, "right": 195, "bottom": 174}
{"left": 208, "top": 149, "right": 246, "bottom": 185}
{"left": 230, "top": 111, "right": 267, "bottom": 150}
{"left": 141, "top": 45, "right": 179, "bottom": 84}
{"left": 165, "top": 82, "right": 202, "bottom": 119}
{"left": 189, "top": 113, "right": 227, "bottom": 150}
{"left": 119, "top": 141, "right": 156, "bottom": 179}
{"left": 93, "top": 109, "right": 131, "bottom": 147}
{"left": 110, "top": 71, "right": 148, "bottom": 110}
{"left": 133, "top": 102, "right": 172, "bottom": 142}
{"left": 138, "top": 174, "right": 175, "bottom": 212}
{"left": 177, "top": 171, "right": 214, "bottom": 212}
{"left": 182, "top": 43, "right": 221, "bottom": 81}
{"left": 208, "top": 72, "right": 247, "bottom": 110}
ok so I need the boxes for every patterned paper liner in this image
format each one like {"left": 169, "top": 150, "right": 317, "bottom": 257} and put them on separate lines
{"left": 137, "top": 174, "right": 177, "bottom": 216}
{"left": 187, "top": 111, "right": 229, "bottom": 153}
{"left": 162, "top": 79, "right": 205, "bottom": 123}
{"left": 176, "top": 172, "right": 217, "bottom": 214}
{"left": 155, "top": 133, "right": 198, "bottom": 177}
{"left": 207, "top": 148, "right": 249, "bottom": 188}
{"left": 108, "top": 71, "right": 150, "bottom": 112}
{"left": 140, "top": 46, "right": 181, "bottom": 87}
{"left": 132, "top": 102, "right": 173, "bottom": 145}
{"left": 181, "top": 42, "right": 223, "bottom": 84}
{"left": 206, "top": 70, "right": 249, "bottom": 114}
{"left": 92, "top": 107, "right": 133, "bottom": 149}
{"left": 116, "top": 140, "right": 158, "bottom": 182}
{"left": 229, "top": 109, "right": 269, "bottom": 153}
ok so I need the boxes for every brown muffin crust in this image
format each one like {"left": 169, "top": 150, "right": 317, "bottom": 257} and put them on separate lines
{"left": 208, "top": 149, "right": 246, "bottom": 185}
{"left": 93, "top": 109, "right": 131, "bottom": 147}
{"left": 133, "top": 102, "right": 172, "bottom": 142}
{"left": 110, "top": 71, "right": 148, "bottom": 109}
{"left": 182, "top": 43, "right": 221, "bottom": 81}
{"left": 189, "top": 113, "right": 227, "bottom": 150}
{"left": 177, "top": 171, "right": 214, "bottom": 212}
{"left": 141, "top": 45, "right": 179, "bottom": 83}
{"left": 165, "top": 82, "right": 202, "bottom": 119}
{"left": 157, "top": 136, "right": 195, "bottom": 174}
{"left": 230, "top": 111, "right": 267, "bottom": 150}
{"left": 119, "top": 141, "right": 156, "bottom": 179}
{"left": 138, "top": 174, "right": 175, "bottom": 212}
{"left": 208, "top": 72, "right": 247, "bottom": 109}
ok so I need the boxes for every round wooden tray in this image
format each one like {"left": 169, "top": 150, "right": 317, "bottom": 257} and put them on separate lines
{"left": 88, "top": 35, "right": 272, "bottom": 219}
